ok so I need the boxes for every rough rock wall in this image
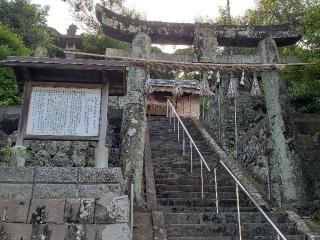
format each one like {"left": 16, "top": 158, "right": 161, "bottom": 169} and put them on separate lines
{"left": 237, "top": 114, "right": 320, "bottom": 202}
{"left": 0, "top": 107, "right": 123, "bottom": 167}
{"left": 295, "top": 114, "right": 320, "bottom": 200}
{"left": 205, "top": 75, "right": 266, "bottom": 153}
{"left": 237, "top": 118, "right": 273, "bottom": 186}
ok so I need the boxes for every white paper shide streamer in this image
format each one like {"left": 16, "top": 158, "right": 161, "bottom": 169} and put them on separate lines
{"left": 200, "top": 73, "right": 214, "bottom": 97}
{"left": 240, "top": 70, "right": 245, "bottom": 86}
{"left": 227, "top": 74, "right": 239, "bottom": 100}
{"left": 251, "top": 72, "right": 262, "bottom": 97}
{"left": 173, "top": 74, "right": 183, "bottom": 97}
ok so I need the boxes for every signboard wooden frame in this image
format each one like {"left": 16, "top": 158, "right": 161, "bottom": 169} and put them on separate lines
{"left": 16, "top": 70, "right": 110, "bottom": 146}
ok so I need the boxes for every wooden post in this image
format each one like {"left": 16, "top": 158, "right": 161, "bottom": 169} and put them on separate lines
{"left": 15, "top": 68, "right": 32, "bottom": 167}
{"left": 95, "top": 71, "right": 110, "bottom": 168}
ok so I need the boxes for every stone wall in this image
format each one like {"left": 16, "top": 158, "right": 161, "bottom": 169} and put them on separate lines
{"left": 237, "top": 118, "right": 273, "bottom": 185}
{"left": 0, "top": 166, "right": 131, "bottom": 239}
{"left": 0, "top": 106, "right": 123, "bottom": 167}
{"left": 295, "top": 113, "right": 320, "bottom": 199}
{"left": 237, "top": 113, "right": 320, "bottom": 201}
{"left": 205, "top": 74, "right": 266, "bottom": 153}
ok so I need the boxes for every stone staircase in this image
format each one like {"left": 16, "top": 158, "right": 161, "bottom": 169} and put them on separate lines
{"left": 148, "top": 116, "right": 306, "bottom": 240}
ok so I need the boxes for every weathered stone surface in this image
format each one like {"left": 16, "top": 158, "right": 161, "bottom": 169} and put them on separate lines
{"left": 120, "top": 33, "right": 150, "bottom": 204}
{"left": 51, "top": 152, "right": 72, "bottom": 167}
{"left": 297, "top": 134, "right": 315, "bottom": 150}
{"left": 47, "top": 224, "right": 68, "bottom": 240}
{"left": 64, "top": 198, "right": 95, "bottom": 224}
{"left": 65, "top": 224, "right": 87, "bottom": 240}
{"left": 33, "top": 184, "right": 78, "bottom": 199}
{"left": 100, "top": 223, "right": 131, "bottom": 240}
{"left": 0, "top": 223, "right": 32, "bottom": 240}
{"left": 78, "top": 184, "right": 122, "bottom": 198}
{"left": 35, "top": 167, "right": 78, "bottom": 183}
{"left": 258, "top": 37, "right": 305, "bottom": 206}
{"left": 0, "top": 184, "right": 33, "bottom": 199}
{"left": 152, "top": 211, "right": 167, "bottom": 240}
{"left": 96, "top": 4, "right": 301, "bottom": 47}
{"left": 0, "top": 167, "right": 34, "bottom": 183}
{"left": 94, "top": 195, "right": 129, "bottom": 224}
{"left": 0, "top": 199, "right": 29, "bottom": 223}
{"left": 78, "top": 167, "right": 123, "bottom": 184}
{"left": 133, "top": 212, "right": 153, "bottom": 240}
{"left": 28, "top": 199, "right": 66, "bottom": 224}
{"left": 31, "top": 223, "right": 49, "bottom": 240}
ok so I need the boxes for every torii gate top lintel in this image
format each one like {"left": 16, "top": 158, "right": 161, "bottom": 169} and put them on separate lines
{"left": 96, "top": 3, "right": 302, "bottom": 48}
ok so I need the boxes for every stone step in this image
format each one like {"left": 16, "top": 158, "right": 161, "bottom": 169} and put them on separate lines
{"left": 167, "top": 237, "right": 234, "bottom": 240}
{"left": 158, "top": 206, "right": 258, "bottom": 213}
{"left": 253, "top": 236, "right": 307, "bottom": 240}
{"left": 157, "top": 198, "right": 253, "bottom": 208}
{"left": 164, "top": 212, "right": 289, "bottom": 224}
{"left": 156, "top": 184, "right": 235, "bottom": 193}
{"left": 165, "top": 223, "right": 297, "bottom": 238}
{"left": 155, "top": 178, "right": 233, "bottom": 186}
{"left": 166, "top": 232, "right": 307, "bottom": 239}
{"left": 157, "top": 191, "right": 248, "bottom": 200}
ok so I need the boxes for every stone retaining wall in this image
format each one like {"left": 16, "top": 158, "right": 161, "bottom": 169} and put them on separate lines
{"left": 0, "top": 106, "right": 123, "bottom": 167}
{"left": 0, "top": 166, "right": 131, "bottom": 239}
{"left": 237, "top": 114, "right": 320, "bottom": 201}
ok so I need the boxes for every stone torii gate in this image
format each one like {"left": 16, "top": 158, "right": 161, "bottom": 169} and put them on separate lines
{"left": 95, "top": 4, "right": 305, "bottom": 208}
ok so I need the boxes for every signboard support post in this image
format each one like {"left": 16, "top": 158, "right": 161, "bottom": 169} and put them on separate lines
{"left": 16, "top": 68, "right": 32, "bottom": 166}
{"left": 95, "top": 72, "right": 110, "bottom": 168}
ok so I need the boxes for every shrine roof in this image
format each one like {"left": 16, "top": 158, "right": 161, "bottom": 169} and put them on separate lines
{"left": 0, "top": 57, "right": 128, "bottom": 96}
{"left": 0, "top": 57, "right": 128, "bottom": 71}
{"left": 150, "top": 79, "right": 200, "bottom": 90}
{"left": 96, "top": 4, "right": 302, "bottom": 47}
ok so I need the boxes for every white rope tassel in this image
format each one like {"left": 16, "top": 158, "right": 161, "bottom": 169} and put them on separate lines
{"left": 145, "top": 79, "right": 153, "bottom": 94}
{"left": 200, "top": 73, "right": 214, "bottom": 97}
{"left": 240, "top": 70, "right": 245, "bottom": 86}
{"left": 227, "top": 73, "right": 239, "bottom": 100}
{"left": 173, "top": 74, "right": 183, "bottom": 97}
{"left": 216, "top": 70, "right": 221, "bottom": 84}
{"left": 251, "top": 72, "right": 262, "bottom": 97}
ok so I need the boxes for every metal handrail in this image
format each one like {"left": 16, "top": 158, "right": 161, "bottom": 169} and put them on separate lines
{"left": 219, "top": 160, "right": 287, "bottom": 240}
{"left": 167, "top": 100, "right": 211, "bottom": 172}
{"left": 165, "top": 99, "right": 287, "bottom": 240}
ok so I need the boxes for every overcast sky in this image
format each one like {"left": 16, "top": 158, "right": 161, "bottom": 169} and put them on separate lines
{"left": 31, "top": 0, "right": 256, "bottom": 34}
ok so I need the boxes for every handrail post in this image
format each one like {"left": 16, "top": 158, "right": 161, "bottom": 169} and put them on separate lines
{"left": 201, "top": 158, "right": 204, "bottom": 199}
{"left": 130, "top": 183, "right": 134, "bottom": 238}
{"left": 166, "top": 100, "right": 169, "bottom": 117}
{"left": 173, "top": 115, "right": 176, "bottom": 132}
{"left": 214, "top": 168, "right": 219, "bottom": 213}
{"left": 236, "top": 183, "right": 242, "bottom": 240}
{"left": 182, "top": 131, "right": 185, "bottom": 155}
{"left": 190, "top": 141, "right": 193, "bottom": 174}
{"left": 178, "top": 121, "right": 180, "bottom": 142}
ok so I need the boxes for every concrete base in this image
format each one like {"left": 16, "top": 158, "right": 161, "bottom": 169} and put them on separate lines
{"left": 95, "top": 147, "right": 109, "bottom": 168}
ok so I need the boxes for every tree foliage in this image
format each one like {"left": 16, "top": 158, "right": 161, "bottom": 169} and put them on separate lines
{"left": 62, "top": 0, "right": 143, "bottom": 31}
{"left": 0, "top": 25, "right": 31, "bottom": 105}
{"left": 0, "top": 0, "right": 56, "bottom": 51}
{"left": 81, "top": 33, "right": 129, "bottom": 55}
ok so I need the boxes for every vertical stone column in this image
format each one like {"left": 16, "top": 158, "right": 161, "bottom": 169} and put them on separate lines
{"left": 120, "top": 34, "right": 151, "bottom": 204}
{"left": 258, "top": 37, "right": 305, "bottom": 208}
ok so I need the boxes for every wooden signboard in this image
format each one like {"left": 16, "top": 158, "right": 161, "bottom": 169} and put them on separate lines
{"left": 26, "top": 87, "right": 101, "bottom": 137}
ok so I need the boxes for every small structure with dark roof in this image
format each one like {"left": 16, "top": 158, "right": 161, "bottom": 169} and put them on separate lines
{"left": 147, "top": 79, "right": 202, "bottom": 118}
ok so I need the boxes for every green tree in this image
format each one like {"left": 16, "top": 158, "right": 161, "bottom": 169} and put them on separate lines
{"left": 81, "top": 33, "right": 129, "bottom": 55}
{"left": 0, "top": 25, "right": 31, "bottom": 105}
{"left": 0, "top": 0, "right": 56, "bottom": 51}
{"left": 63, "top": 0, "right": 143, "bottom": 31}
